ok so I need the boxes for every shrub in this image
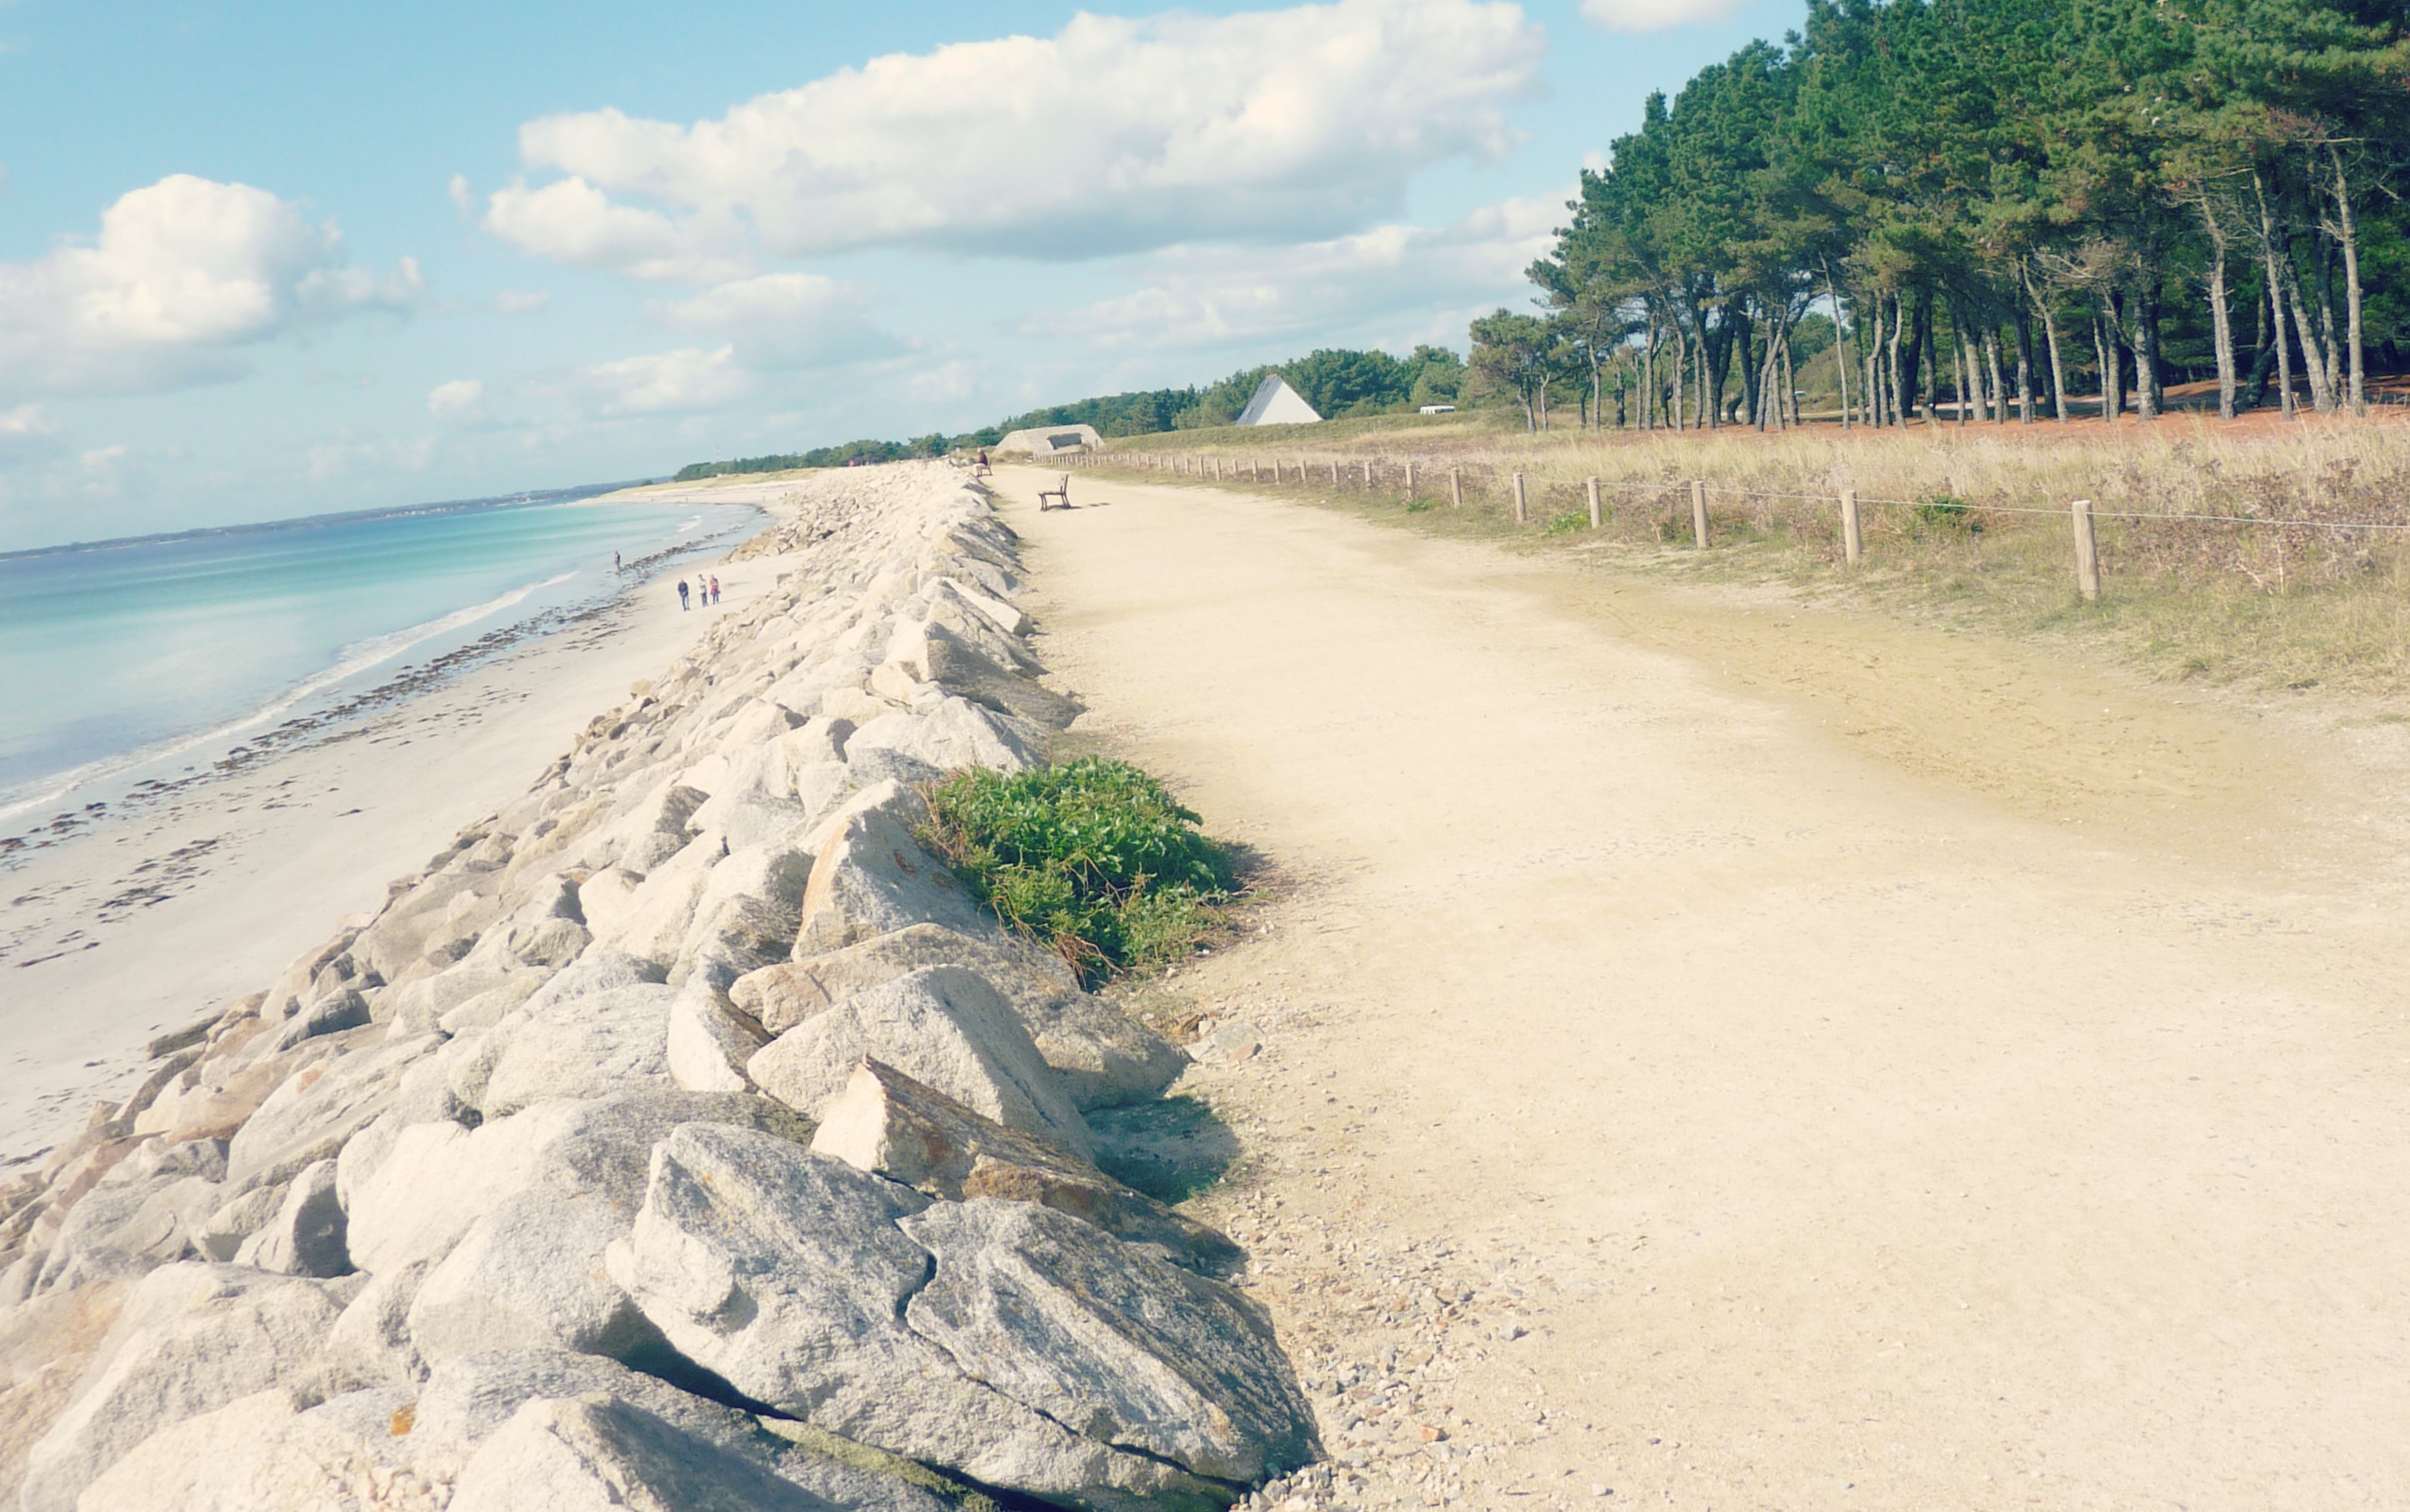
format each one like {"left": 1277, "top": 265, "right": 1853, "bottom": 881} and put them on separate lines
{"left": 920, "top": 757, "right": 1236, "bottom": 986}
{"left": 1914, "top": 493, "right": 1984, "bottom": 532}
{"left": 1543, "top": 510, "right": 1589, "bottom": 536}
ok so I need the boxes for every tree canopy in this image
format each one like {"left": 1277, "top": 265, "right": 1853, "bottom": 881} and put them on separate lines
{"left": 1496, "top": 0, "right": 2410, "bottom": 430}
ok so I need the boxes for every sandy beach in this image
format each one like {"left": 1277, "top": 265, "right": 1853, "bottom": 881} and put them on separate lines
{"left": 0, "top": 482, "right": 799, "bottom": 1167}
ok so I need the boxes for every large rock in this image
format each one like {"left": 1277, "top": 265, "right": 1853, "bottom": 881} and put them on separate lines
{"left": 410, "top": 1350, "right": 954, "bottom": 1511}
{"left": 68, "top": 1386, "right": 436, "bottom": 1512}
{"left": 585, "top": 831, "right": 724, "bottom": 964}
{"left": 667, "top": 979, "right": 770, "bottom": 1094}
{"left": 466, "top": 981, "right": 676, "bottom": 1118}
{"left": 30, "top": 1169, "right": 221, "bottom": 1295}
{"left": 224, "top": 1030, "right": 437, "bottom": 1188}
{"left": 747, "top": 966, "right": 1092, "bottom": 1161}
{"left": 345, "top": 1090, "right": 808, "bottom": 1280}
{"left": 845, "top": 697, "right": 1042, "bottom": 774}
{"left": 790, "top": 782, "right": 991, "bottom": 953}
{"left": 733, "top": 923, "right": 1185, "bottom": 1110}
{"left": 19, "top": 1263, "right": 354, "bottom": 1512}
{"left": 403, "top": 1183, "right": 665, "bottom": 1365}
{"left": 605, "top": 1124, "right": 1232, "bottom": 1511}
{"left": 448, "top": 1394, "right": 835, "bottom": 1512}
{"left": 231, "top": 1158, "right": 348, "bottom": 1277}
{"left": 812, "top": 1059, "right": 1236, "bottom": 1276}
{"left": 902, "top": 1199, "right": 1318, "bottom": 1486}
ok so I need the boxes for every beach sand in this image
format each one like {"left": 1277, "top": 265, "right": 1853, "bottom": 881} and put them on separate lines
{"left": 0, "top": 483, "right": 799, "bottom": 1166}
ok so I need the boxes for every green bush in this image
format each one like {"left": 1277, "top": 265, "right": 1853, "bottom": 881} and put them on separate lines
{"left": 1543, "top": 510, "right": 1589, "bottom": 536}
{"left": 920, "top": 757, "right": 1236, "bottom": 986}
{"left": 1915, "top": 493, "right": 1984, "bottom": 532}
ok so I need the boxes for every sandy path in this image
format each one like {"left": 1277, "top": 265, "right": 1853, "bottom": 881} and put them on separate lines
{"left": 996, "top": 464, "right": 2410, "bottom": 1510}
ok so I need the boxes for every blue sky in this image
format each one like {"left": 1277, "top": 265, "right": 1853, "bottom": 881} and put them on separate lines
{"left": 0, "top": 0, "right": 1801, "bottom": 549}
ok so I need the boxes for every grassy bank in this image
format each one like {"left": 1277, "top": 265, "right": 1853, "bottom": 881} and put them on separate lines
{"left": 1089, "top": 414, "right": 2410, "bottom": 698}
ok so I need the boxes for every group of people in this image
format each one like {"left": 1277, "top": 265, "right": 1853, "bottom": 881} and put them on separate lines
{"left": 675, "top": 574, "right": 721, "bottom": 611}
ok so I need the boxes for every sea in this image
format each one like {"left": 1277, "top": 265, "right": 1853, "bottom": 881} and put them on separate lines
{"left": 0, "top": 487, "right": 755, "bottom": 848}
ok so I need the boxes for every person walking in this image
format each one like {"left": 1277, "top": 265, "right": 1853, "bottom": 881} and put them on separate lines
{"left": 709, "top": 574, "right": 721, "bottom": 605}
{"left": 676, "top": 579, "right": 690, "bottom": 611}
{"left": 614, "top": 550, "right": 622, "bottom": 572}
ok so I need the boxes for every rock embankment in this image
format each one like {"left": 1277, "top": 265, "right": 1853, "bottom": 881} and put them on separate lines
{"left": 0, "top": 462, "right": 1318, "bottom": 1512}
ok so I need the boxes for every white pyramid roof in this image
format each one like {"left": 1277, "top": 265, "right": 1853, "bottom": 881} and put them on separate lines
{"left": 1235, "top": 374, "right": 1322, "bottom": 426}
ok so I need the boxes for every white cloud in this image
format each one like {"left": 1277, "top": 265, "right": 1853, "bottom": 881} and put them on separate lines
{"left": 426, "top": 378, "right": 488, "bottom": 426}
{"left": 0, "top": 174, "right": 421, "bottom": 398}
{"left": 482, "top": 176, "right": 749, "bottom": 283}
{"left": 484, "top": 0, "right": 1543, "bottom": 275}
{"left": 650, "top": 273, "right": 899, "bottom": 369}
{"left": 1029, "top": 188, "right": 1565, "bottom": 352}
{"left": 1580, "top": 0, "right": 1744, "bottom": 33}
{"left": 570, "top": 345, "right": 751, "bottom": 417}
{"left": 0, "top": 402, "right": 60, "bottom": 461}
{"left": 493, "top": 288, "right": 550, "bottom": 314}
{"left": 308, "top": 433, "right": 435, "bottom": 481}
{"left": 906, "top": 360, "right": 978, "bottom": 405}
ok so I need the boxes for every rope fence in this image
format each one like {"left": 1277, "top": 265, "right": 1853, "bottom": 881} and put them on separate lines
{"left": 1057, "top": 445, "right": 2410, "bottom": 601}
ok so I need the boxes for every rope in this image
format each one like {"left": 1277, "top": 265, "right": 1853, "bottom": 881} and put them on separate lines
{"left": 1086, "top": 451, "right": 2410, "bottom": 533}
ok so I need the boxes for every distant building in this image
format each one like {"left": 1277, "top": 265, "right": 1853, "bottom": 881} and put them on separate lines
{"left": 994, "top": 423, "right": 1103, "bottom": 457}
{"left": 1418, "top": 404, "right": 1458, "bottom": 414}
{"left": 1235, "top": 375, "right": 1323, "bottom": 426}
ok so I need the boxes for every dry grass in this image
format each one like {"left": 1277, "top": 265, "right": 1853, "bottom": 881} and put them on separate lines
{"left": 1097, "top": 412, "right": 2410, "bottom": 697}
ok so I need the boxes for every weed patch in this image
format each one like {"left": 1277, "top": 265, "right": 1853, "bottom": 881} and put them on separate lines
{"left": 920, "top": 757, "right": 1236, "bottom": 987}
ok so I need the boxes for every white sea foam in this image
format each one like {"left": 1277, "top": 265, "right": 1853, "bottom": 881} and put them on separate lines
{"left": 0, "top": 571, "right": 576, "bottom": 828}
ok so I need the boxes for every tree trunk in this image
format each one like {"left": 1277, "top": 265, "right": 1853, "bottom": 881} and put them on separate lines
{"left": 2252, "top": 170, "right": 2299, "bottom": 418}
{"left": 2329, "top": 145, "right": 2365, "bottom": 414}
{"left": 1672, "top": 316, "right": 1688, "bottom": 432}
{"left": 1867, "top": 296, "right": 1885, "bottom": 426}
{"left": 1697, "top": 313, "right": 1711, "bottom": 428}
{"left": 2023, "top": 266, "right": 2069, "bottom": 422}
{"left": 2092, "top": 302, "right": 2119, "bottom": 421}
{"left": 1734, "top": 311, "right": 1757, "bottom": 427}
{"left": 2203, "top": 202, "right": 2238, "bottom": 419}
{"left": 2280, "top": 248, "right": 2335, "bottom": 413}
{"left": 1641, "top": 324, "right": 1657, "bottom": 430}
{"left": 1889, "top": 293, "right": 1909, "bottom": 429}
{"left": 2143, "top": 282, "right": 2167, "bottom": 418}
{"left": 2013, "top": 307, "right": 2035, "bottom": 423}
{"left": 1783, "top": 329, "right": 1799, "bottom": 426}
{"left": 2243, "top": 273, "right": 2274, "bottom": 408}
{"left": 1985, "top": 329, "right": 2008, "bottom": 425}
{"left": 1908, "top": 291, "right": 1934, "bottom": 423}
{"left": 1947, "top": 318, "right": 1966, "bottom": 425}
{"left": 1825, "top": 263, "right": 1855, "bottom": 429}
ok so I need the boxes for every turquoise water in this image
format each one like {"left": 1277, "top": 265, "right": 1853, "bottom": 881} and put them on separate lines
{"left": 0, "top": 490, "right": 750, "bottom": 836}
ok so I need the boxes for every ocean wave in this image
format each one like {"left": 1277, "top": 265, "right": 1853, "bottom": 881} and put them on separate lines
{"left": 0, "top": 571, "right": 577, "bottom": 827}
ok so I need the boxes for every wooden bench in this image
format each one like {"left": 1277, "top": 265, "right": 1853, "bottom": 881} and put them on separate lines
{"left": 1037, "top": 473, "right": 1071, "bottom": 510}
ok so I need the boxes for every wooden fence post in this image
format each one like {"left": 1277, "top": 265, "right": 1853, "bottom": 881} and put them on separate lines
{"left": 1512, "top": 472, "right": 1528, "bottom": 524}
{"left": 2071, "top": 498, "right": 2101, "bottom": 601}
{"left": 1450, "top": 468, "right": 1463, "bottom": 508}
{"left": 1586, "top": 477, "right": 1602, "bottom": 530}
{"left": 1840, "top": 488, "right": 1862, "bottom": 565}
{"left": 1691, "top": 480, "right": 1710, "bottom": 548}
{"left": 1330, "top": 461, "right": 1340, "bottom": 487}
{"left": 1405, "top": 461, "right": 1417, "bottom": 500}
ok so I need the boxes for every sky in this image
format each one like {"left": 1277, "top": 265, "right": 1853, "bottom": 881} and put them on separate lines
{"left": 0, "top": 0, "right": 1804, "bottom": 550}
